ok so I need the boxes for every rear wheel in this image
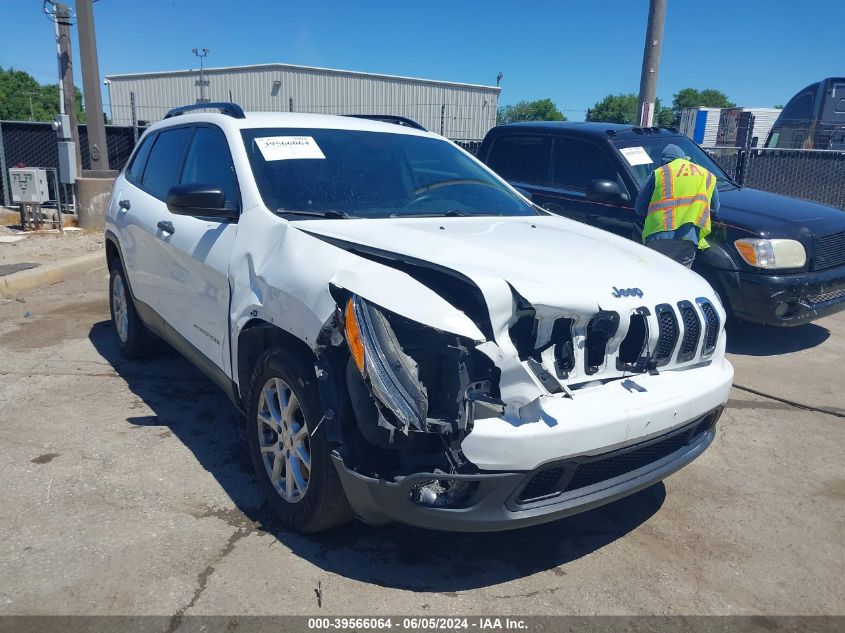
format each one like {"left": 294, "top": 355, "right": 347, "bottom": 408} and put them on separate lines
{"left": 246, "top": 348, "right": 353, "bottom": 532}
{"left": 109, "top": 260, "right": 154, "bottom": 359}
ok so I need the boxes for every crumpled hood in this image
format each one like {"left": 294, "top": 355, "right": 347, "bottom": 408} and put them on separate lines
{"left": 295, "top": 215, "right": 716, "bottom": 320}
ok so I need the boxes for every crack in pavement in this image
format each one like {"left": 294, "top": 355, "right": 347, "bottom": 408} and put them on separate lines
{"left": 166, "top": 526, "right": 252, "bottom": 633}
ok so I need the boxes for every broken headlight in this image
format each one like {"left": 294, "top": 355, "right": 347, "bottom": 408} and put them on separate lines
{"left": 342, "top": 295, "right": 428, "bottom": 432}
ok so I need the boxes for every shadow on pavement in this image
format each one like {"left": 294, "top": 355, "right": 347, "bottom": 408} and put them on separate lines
{"left": 726, "top": 320, "right": 830, "bottom": 356}
{"left": 90, "top": 320, "right": 665, "bottom": 592}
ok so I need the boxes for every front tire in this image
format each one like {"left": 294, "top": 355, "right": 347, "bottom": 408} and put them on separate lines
{"left": 246, "top": 348, "right": 353, "bottom": 533}
{"left": 109, "top": 260, "right": 153, "bottom": 359}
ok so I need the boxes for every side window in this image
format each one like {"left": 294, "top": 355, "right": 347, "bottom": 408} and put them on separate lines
{"left": 141, "top": 127, "right": 193, "bottom": 200}
{"left": 126, "top": 133, "right": 156, "bottom": 184}
{"left": 781, "top": 88, "right": 816, "bottom": 121}
{"left": 486, "top": 135, "right": 551, "bottom": 186}
{"left": 551, "top": 137, "right": 618, "bottom": 191}
{"left": 179, "top": 126, "right": 240, "bottom": 210}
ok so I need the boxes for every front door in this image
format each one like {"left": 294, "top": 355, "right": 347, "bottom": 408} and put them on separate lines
{"left": 153, "top": 125, "right": 240, "bottom": 371}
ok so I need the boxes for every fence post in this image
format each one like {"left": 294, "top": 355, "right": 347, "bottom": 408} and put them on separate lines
{"left": 289, "top": 97, "right": 294, "bottom": 113}
{"left": 734, "top": 113, "right": 755, "bottom": 186}
{"left": 440, "top": 104, "right": 445, "bottom": 136}
{"left": 0, "top": 122, "right": 9, "bottom": 207}
{"left": 130, "top": 92, "right": 138, "bottom": 143}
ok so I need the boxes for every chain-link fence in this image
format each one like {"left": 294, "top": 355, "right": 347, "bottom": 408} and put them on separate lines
{"left": 4, "top": 115, "right": 843, "bottom": 213}
{"left": 743, "top": 149, "right": 845, "bottom": 210}
{"left": 704, "top": 146, "right": 845, "bottom": 210}
{"left": 0, "top": 121, "right": 141, "bottom": 209}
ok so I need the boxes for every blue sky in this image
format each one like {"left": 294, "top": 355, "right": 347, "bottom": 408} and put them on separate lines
{"left": 1, "top": 0, "right": 843, "bottom": 121}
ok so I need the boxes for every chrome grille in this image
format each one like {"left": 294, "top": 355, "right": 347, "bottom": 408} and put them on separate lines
{"left": 813, "top": 231, "right": 845, "bottom": 271}
{"left": 676, "top": 301, "right": 701, "bottom": 363}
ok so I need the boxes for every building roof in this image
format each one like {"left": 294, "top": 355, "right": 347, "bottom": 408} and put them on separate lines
{"left": 105, "top": 62, "right": 501, "bottom": 93}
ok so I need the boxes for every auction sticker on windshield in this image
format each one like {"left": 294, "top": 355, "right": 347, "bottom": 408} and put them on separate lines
{"left": 255, "top": 136, "right": 326, "bottom": 161}
{"left": 619, "top": 146, "right": 653, "bottom": 166}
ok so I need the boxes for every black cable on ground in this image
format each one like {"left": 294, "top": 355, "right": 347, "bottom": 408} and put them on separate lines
{"left": 733, "top": 383, "right": 845, "bottom": 419}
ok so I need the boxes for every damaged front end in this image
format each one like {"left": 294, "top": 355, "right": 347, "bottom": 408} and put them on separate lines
{"left": 313, "top": 270, "right": 730, "bottom": 530}
{"left": 320, "top": 290, "right": 503, "bottom": 511}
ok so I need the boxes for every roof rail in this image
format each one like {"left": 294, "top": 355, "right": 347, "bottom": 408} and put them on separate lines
{"left": 164, "top": 102, "right": 246, "bottom": 119}
{"left": 343, "top": 114, "right": 427, "bottom": 131}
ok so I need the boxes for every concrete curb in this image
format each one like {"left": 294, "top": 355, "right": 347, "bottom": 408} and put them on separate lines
{"left": 0, "top": 251, "right": 106, "bottom": 299}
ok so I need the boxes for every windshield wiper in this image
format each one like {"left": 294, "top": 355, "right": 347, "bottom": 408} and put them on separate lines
{"left": 390, "top": 210, "right": 472, "bottom": 218}
{"left": 276, "top": 209, "right": 351, "bottom": 219}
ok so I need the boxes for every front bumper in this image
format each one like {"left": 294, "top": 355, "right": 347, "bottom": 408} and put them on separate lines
{"left": 719, "top": 263, "right": 845, "bottom": 326}
{"left": 332, "top": 408, "right": 722, "bottom": 532}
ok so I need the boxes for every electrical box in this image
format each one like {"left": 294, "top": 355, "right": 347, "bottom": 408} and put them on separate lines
{"left": 9, "top": 168, "right": 50, "bottom": 204}
{"left": 58, "top": 141, "right": 78, "bottom": 184}
{"left": 52, "top": 114, "right": 72, "bottom": 140}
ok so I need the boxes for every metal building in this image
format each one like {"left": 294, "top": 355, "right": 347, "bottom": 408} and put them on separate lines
{"left": 105, "top": 63, "right": 500, "bottom": 141}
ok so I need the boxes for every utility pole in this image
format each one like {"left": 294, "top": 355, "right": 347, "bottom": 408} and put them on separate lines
{"left": 637, "top": 0, "right": 666, "bottom": 127}
{"left": 24, "top": 92, "right": 36, "bottom": 121}
{"left": 76, "top": 0, "right": 109, "bottom": 171}
{"left": 54, "top": 9, "right": 64, "bottom": 115}
{"left": 192, "top": 48, "right": 209, "bottom": 103}
{"left": 55, "top": 3, "right": 82, "bottom": 175}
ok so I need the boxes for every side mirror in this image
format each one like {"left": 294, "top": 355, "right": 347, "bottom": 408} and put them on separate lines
{"left": 513, "top": 186, "right": 533, "bottom": 202}
{"left": 586, "top": 179, "right": 629, "bottom": 204}
{"left": 166, "top": 183, "right": 237, "bottom": 219}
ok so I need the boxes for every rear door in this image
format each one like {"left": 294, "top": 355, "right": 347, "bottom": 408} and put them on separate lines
{"left": 118, "top": 126, "right": 194, "bottom": 311}
{"left": 548, "top": 135, "right": 634, "bottom": 236}
{"left": 111, "top": 131, "right": 156, "bottom": 302}
{"left": 153, "top": 124, "right": 240, "bottom": 370}
{"left": 483, "top": 132, "right": 562, "bottom": 212}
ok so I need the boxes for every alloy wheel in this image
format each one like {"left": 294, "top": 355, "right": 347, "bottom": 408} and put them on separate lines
{"left": 256, "top": 377, "right": 311, "bottom": 503}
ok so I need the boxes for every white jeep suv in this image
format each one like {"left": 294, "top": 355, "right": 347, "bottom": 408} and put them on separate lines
{"left": 105, "top": 103, "right": 733, "bottom": 532}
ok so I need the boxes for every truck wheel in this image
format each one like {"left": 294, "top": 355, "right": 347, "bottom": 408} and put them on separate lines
{"left": 246, "top": 348, "right": 353, "bottom": 533}
{"left": 109, "top": 260, "right": 153, "bottom": 359}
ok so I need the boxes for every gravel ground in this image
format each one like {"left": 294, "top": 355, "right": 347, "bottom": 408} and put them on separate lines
{"left": 0, "top": 213, "right": 104, "bottom": 269}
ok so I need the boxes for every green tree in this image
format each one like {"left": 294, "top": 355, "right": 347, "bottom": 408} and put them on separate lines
{"left": 497, "top": 98, "right": 566, "bottom": 124}
{"left": 0, "top": 66, "right": 84, "bottom": 122}
{"left": 585, "top": 93, "right": 673, "bottom": 126}
{"left": 670, "top": 87, "right": 734, "bottom": 123}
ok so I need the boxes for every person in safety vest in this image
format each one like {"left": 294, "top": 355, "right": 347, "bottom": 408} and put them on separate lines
{"left": 634, "top": 144, "right": 719, "bottom": 269}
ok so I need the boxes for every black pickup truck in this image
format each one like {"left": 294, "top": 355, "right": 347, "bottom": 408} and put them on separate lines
{"left": 476, "top": 122, "right": 845, "bottom": 326}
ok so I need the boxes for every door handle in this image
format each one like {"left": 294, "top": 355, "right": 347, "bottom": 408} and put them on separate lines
{"left": 118, "top": 199, "right": 131, "bottom": 211}
{"left": 157, "top": 220, "right": 175, "bottom": 234}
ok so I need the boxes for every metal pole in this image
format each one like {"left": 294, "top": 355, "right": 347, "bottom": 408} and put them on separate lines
{"left": 76, "top": 0, "right": 110, "bottom": 171}
{"left": 637, "top": 0, "right": 666, "bottom": 127}
{"left": 130, "top": 91, "right": 138, "bottom": 143}
{"left": 56, "top": 4, "right": 82, "bottom": 180}
{"left": 440, "top": 104, "right": 445, "bottom": 136}
{"left": 54, "top": 8, "right": 64, "bottom": 115}
{"left": 192, "top": 48, "right": 209, "bottom": 103}
{"left": 0, "top": 122, "right": 10, "bottom": 207}
{"left": 28, "top": 93, "right": 35, "bottom": 121}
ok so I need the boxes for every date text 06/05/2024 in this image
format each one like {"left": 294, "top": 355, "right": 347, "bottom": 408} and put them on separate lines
{"left": 307, "top": 617, "right": 529, "bottom": 630}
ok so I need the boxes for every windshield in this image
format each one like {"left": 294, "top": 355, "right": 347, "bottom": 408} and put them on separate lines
{"left": 612, "top": 136, "right": 734, "bottom": 188}
{"left": 241, "top": 128, "right": 537, "bottom": 219}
